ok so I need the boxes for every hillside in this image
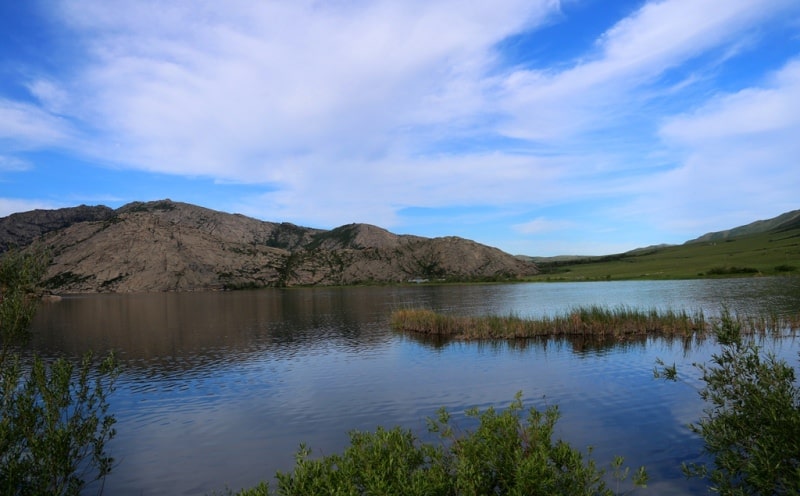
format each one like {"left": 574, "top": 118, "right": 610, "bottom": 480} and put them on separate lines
{"left": 528, "top": 210, "right": 800, "bottom": 281}
{"left": 0, "top": 204, "right": 114, "bottom": 252}
{"left": 1, "top": 200, "right": 537, "bottom": 292}
{"left": 686, "top": 209, "right": 800, "bottom": 244}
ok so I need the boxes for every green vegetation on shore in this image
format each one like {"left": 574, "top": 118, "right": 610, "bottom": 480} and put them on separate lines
{"left": 1, "top": 250, "right": 118, "bottom": 495}
{"left": 228, "top": 393, "right": 647, "bottom": 496}
{"left": 655, "top": 311, "right": 800, "bottom": 494}
{"left": 524, "top": 223, "right": 800, "bottom": 281}
{"left": 390, "top": 306, "right": 800, "bottom": 340}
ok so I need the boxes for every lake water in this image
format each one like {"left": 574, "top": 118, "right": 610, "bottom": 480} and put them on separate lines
{"left": 29, "top": 278, "right": 800, "bottom": 495}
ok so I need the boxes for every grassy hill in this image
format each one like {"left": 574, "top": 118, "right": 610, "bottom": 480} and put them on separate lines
{"left": 526, "top": 216, "right": 800, "bottom": 281}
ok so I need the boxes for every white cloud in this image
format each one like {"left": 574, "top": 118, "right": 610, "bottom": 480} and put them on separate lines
{"left": 630, "top": 59, "right": 800, "bottom": 234}
{"left": 494, "top": 0, "right": 798, "bottom": 142}
{"left": 1, "top": 0, "right": 798, "bottom": 252}
{"left": 513, "top": 217, "right": 574, "bottom": 235}
{"left": 0, "top": 198, "right": 56, "bottom": 217}
{"left": 26, "top": 79, "right": 70, "bottom": 115}
{"left": 660, "top": 60, "right": 800, "bottom": 143}
{"left": 0, "top": 155, "right": 32, "bottom": 172}
{"left": 235, "top": 152, "right": 567, "bottom": 229}
{"left": 0, "top": 99, "right": 73, "bottom": 149}
{"left": 49, "top": 0, "right": 559, "bottom": 181}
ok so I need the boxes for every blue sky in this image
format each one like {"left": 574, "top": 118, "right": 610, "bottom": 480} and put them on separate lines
{"left": 1, "top": 0, "right": 799, "bottom": 256}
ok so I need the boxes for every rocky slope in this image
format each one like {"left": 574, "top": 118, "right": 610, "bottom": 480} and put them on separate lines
{"left": 0, "top": 204, "right": 114, "bottom": 252}
{"left": 2, "top": 200, "right": 537, "bottom": 292}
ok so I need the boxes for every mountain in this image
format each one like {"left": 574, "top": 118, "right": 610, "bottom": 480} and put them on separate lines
{"left": 1, "top": 199, "right": 537, "bottom": 293}
{"left": 0, "top": 204, "right": 115, "bottom": 252}
{"left": 685, "top": 209, "right": 800, "bottom": 244}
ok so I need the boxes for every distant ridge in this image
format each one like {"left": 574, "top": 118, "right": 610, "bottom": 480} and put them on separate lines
{"left": 527, "top": 208, "right": 800, "bottom": 281}
{"left": 686, "top": 209, "right": 800, "bottom": 244}
{"left": 1, "top": 199, "right": 537, "bottom": 292}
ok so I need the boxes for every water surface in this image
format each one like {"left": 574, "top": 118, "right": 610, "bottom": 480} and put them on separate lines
{"left": 29, "top": 277, "right": 800, "bottom": 495}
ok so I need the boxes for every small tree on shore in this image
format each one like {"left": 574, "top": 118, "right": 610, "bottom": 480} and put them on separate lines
{"left": 657, "top": 310, "right": 800, "bottom": 494}
{"left": 0, "top": 249, "right": 118, "bottom": 495}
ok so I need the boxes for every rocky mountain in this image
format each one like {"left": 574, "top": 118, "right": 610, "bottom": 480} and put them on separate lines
{"left": 2, "top": 199, "right": 537, "bottom": 292}
{"left": 0, "top": 204, "right": 115, "bottom": 252}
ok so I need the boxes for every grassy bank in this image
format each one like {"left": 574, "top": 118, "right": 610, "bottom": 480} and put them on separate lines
{"left": 524, "top": 225, "right": 800, "bottom": 281}
{"left": 390, "top": 306, "right": 800, "bottom": 340}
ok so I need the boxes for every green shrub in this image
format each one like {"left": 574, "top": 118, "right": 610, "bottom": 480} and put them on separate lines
{"left": 658, "top": 310, "right": 800, "bottom": 494}
{"left": 231, "top": 393, "right": 647, "bottom": 495}
{"left": 706, "top": 266, "right": 759, "bottom": 276}
{"left": 0, "top": 353, "right": 118, "bottom": 495}
{"left": 690, "top": 312, "right": 800, "bottom": 494}
{"left": 0, "top": 249, "right": 118, "bottom": 495}
{"left": 0, "top": 249, "right": 48, "bottom": 357}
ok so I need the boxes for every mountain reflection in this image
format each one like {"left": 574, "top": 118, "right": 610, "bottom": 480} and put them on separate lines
{"left": 29, "top": 288, "right": 397, "bottom": 370}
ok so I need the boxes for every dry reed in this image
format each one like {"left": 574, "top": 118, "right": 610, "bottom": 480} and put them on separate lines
{"left": 390, "top": 305, "right": 800, "bottom": 341}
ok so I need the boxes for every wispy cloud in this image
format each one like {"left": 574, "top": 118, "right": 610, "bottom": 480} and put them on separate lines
{"left": 494, "top": 0, "right": 796, "bottom": 141}
{"left": 642, "top": 58, "right": 800, "bottom": 231}
{"left": 50, "top": 0, "right": 558, "bottom": 177}
{"left": 0, "top": 99, "right": 73, "bottom": 149}
{"left": 513, "top": 217, "right": 575, "bottom": 235}
{"left": 0, "top": 197, "right": 56, "bottom": 218}
{"left": 0, "top": 155, "right": 31, "bottom": 172}
{"left": 661, "top": 60, "right": 800, "bottom": 142}
{"left": 1, "top": 0, "right": 798, "bottom": 255}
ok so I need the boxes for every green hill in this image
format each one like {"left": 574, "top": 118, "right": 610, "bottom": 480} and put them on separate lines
{"left": 685, "top": 209, "right": 800, "bottom": 243}
{"left": 527, "top": 211, "right": 800, "bottom": 281}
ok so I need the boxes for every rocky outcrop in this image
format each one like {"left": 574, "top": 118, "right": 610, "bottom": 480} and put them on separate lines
{"left": 0, "top": 205, "right": 114, "bottom": 252}
{"left": 3, "top": 199, "right": 537, "bottom": 292}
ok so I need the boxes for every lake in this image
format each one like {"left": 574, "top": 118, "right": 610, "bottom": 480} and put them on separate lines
{"left": 29, "top": 277, "right": 800, "bottom": 495}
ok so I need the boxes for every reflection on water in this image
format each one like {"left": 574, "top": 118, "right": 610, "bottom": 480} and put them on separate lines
{"left": 405, "top": 330, "right": 709, "bottom": 358}
{"left": 32, "top": 288, "right": 395, "bottom": 360}
{"left": 28, "top": 278, "right": 800, "bottom": 495}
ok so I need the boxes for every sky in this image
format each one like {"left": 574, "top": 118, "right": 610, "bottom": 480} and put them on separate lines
{"left": 1, "top": 0, "right": 799, "bottom": 256}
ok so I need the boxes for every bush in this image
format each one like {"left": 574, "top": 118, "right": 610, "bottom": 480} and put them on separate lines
{"left": 690, "top": 312, "right": 800, "bottom": 493}
{"left": 706, "top": 266, "right": 759, "bottom": 276}
{"left": 658, "top": 310, "right": 800, "bottom": 494}
{"left": 0, "top": 249, "right": 49, "bottom": 357}
{"left": 0, "top": 353, "right": 118, "bottom": 495}
{"left": 231, "top": 393, "right": 647, "bottom": 496}
{"left": 0, "top": 249, "right": 118, "bottom": 496}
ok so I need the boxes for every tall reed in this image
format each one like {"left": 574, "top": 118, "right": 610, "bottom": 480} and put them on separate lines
{"left": 390, "top": 306, "right": 800, "bottom": 341}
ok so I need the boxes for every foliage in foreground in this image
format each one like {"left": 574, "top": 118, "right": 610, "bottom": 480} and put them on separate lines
{"left": 0, "top": 353, "right": 118, "bottom": 495}
{"left": 0, "top": 249, "right": 49, "bottom": 361}
{"left": 230, "top": 393, "right": 647, "bottom": 496}
{"left": 0, "top": 249, "right": 118, "bottom": 495}
{"left": 657, "top": 310, "right": 800, "bottom": 494}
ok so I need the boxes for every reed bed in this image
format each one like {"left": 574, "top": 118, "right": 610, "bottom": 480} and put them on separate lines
{"left": 390, "top": 305, "right": 800, "bottom": 341}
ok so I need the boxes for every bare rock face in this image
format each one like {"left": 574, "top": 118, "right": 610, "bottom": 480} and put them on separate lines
{"left": 4, "top": 199, "right": 537, "bottom": 292}
{"left": 0, "top": 205, "right": 114, "bottom": 252}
